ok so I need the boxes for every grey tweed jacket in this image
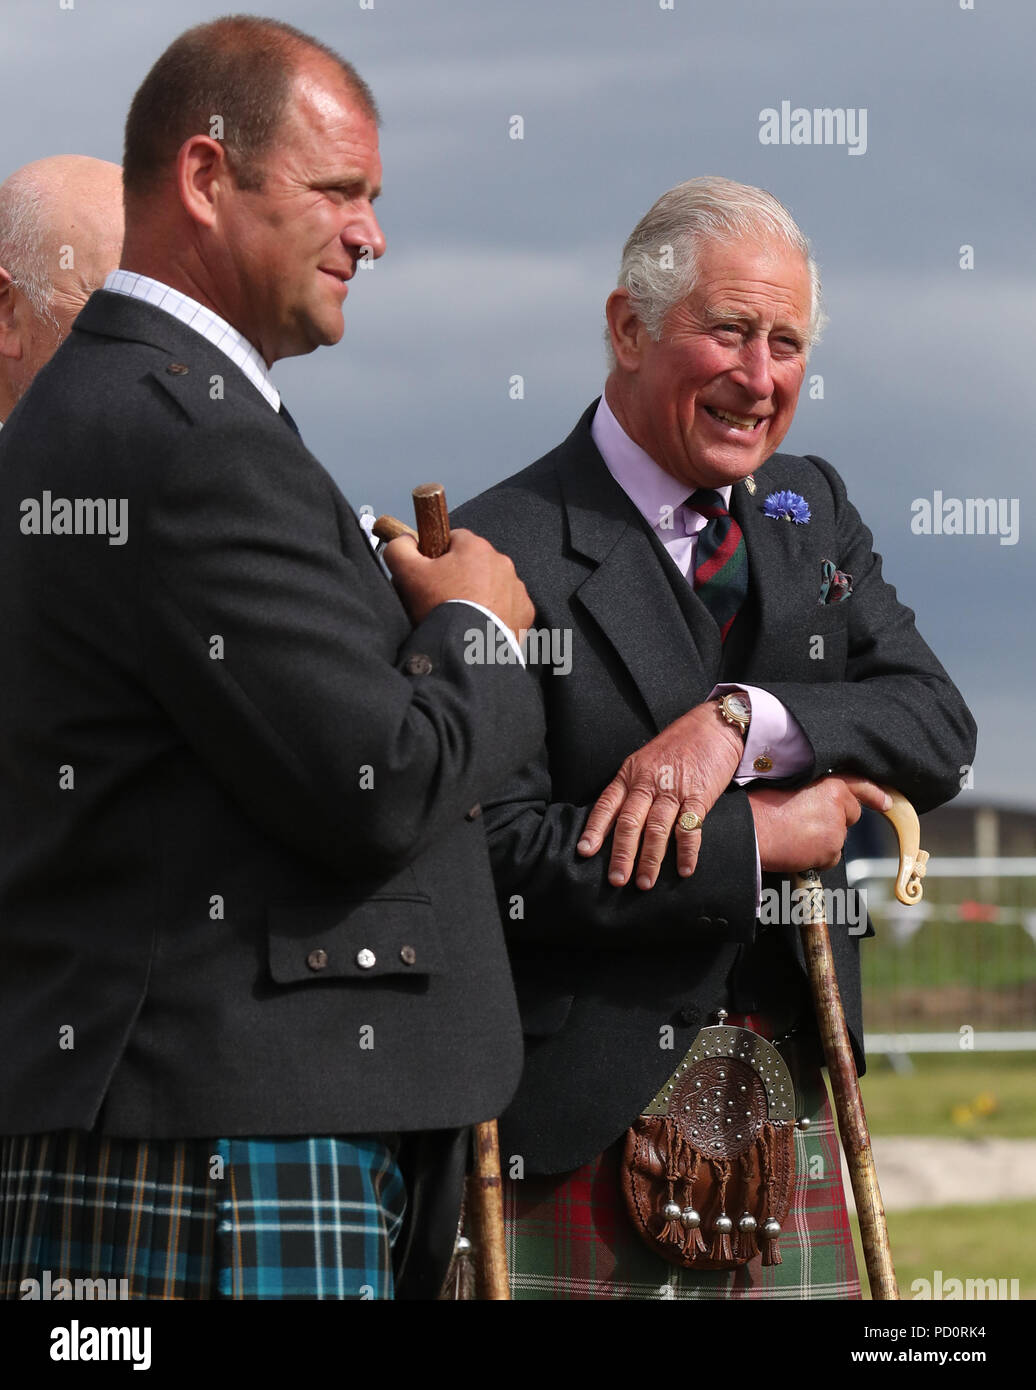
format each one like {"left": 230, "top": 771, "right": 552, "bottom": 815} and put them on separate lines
{"left": 454, "top": 401, "right": 976, "bottom": 1174}
{"left": 0, "top": 290, "right": 543, "bottom": 1138}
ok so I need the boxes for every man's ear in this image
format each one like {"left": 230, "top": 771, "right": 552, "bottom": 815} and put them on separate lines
{"left": 0, "top": 267, "right": 24, "bottom": 361}
{"left": 605, "top": 288, "right": 645, "bottom": 373}
{"left": 176, "top": 135, "right": 232, "bottom": 231}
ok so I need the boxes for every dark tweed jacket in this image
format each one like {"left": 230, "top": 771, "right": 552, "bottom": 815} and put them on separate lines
{"left": 0, "top": 290, "right": 544, "bottom": 1138}
{"left": 454, "top": 401, "right": 976, "bottom": 1174}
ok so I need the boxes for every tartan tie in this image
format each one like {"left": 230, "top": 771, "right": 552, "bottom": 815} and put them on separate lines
{"left": 690, "top": 488, "right": 748, "bottom": 641}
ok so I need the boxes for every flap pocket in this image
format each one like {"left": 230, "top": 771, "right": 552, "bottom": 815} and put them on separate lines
{"left": 268, "top": 896, "right": 444, "bottom": 984}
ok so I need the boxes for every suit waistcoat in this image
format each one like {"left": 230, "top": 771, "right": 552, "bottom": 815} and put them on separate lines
{"left": 631, "top": 508, "right": 813, "bottom": 1027}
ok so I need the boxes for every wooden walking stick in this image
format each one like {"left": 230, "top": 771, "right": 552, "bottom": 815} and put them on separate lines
{"left": 373, "top": 486, "right": 511, "bottom": 1302}
{"left": 796, "top": 786, "right": 928, "bottom": 1301}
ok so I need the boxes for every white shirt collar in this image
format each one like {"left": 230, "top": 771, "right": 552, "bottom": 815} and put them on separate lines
{"left": 591, "top": 391, "right": 731, "bottom": 532}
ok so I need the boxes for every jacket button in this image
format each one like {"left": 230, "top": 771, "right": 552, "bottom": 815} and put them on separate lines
{"left": 696, "top": 916, "right": 712, "bottom": 929}
{"left": 715, "top": 917, "right": 728, "bottom": 929}
{"left": 356, "top": 948, "right": 376, "bottom": 969}
{"left": 400, "top": 945, "right": 417, "bottom": 966}
{"left": 465, "top": 803, "right": 481, "bottom": 821}
{"left": 166, "top": 362, "right": 190, "bottom": 375}
{"left": 678, "top": 1004, "right": 697, "bottom": 1026}
{"left": 405, "top": 654, "right": 433, "bottom": 676}
{"left": 306, "top": 948, "right": 328, "bottom": 971}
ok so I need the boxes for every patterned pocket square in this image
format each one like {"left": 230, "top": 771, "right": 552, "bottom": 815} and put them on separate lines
{"left": 819, "top": 559, "right": 853, "bottom": 604}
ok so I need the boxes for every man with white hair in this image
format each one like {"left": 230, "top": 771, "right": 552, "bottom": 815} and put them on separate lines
{"left": 0, "top": 155, "right": 124, "bottom": 422}
{"left": 454, "top": 176, "right": 975, "bottom": 1299}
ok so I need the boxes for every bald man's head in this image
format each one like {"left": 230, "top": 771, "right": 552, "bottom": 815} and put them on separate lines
{"left": 0, "top": 155, "right": 124, "bottom": 421}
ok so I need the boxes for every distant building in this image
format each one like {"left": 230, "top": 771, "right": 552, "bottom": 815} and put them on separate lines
{"left": 847, "top": 802, "right": 1036, "bottom": 863}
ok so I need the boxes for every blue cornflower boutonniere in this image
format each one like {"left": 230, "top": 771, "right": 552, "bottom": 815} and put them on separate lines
{"left": 763, "top": 490, "right": 811, "bottom": 524}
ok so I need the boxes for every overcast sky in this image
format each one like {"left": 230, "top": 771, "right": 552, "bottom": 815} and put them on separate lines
{"left": 3, "top": 0, "right": 1032, "bottom": 806}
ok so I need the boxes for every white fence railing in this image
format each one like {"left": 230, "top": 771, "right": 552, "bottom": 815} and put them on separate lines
{"left": 845, "top": 857, "right": 1036, "bottom": 1056}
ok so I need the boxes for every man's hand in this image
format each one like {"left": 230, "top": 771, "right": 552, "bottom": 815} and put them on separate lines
{"left": 749, "top": 776, "right": 891, "bottom": 872}
{"left": 576, "top": 700, "right": 744, "bottom": 889}
{"left": 384, "top": 528, "right": 535, "bottom": 634}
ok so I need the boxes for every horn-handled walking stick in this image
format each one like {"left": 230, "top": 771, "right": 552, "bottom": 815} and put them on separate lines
{"left": 373, "top": 487, "right": 511, "bottom": 1302}
{"left": 797, "top": 786, "right": 928, "bottom": 1301}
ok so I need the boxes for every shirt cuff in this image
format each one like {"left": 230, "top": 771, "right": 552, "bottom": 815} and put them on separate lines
{"left": 708, "top": 683, "right": 813, "bottom": 917}
{"left": 446, "top": 600, "right": 526, "bottom": 667}
{"left": 709, "top": 682, "right": 813, "bottom": 785}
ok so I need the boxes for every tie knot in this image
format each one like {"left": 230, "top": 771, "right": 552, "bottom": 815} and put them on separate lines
{"left": 689, "top": 488, "right": 727, "bottom": 518}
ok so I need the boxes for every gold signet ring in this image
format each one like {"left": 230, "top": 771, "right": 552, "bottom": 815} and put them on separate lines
{"left": 678, "top": 811, "right": 704, "bottom": 832}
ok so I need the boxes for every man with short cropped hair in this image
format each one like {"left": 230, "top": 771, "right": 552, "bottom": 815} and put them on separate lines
{"left": 0, "top": 155, "right": 123, "bottom": 422}
{"left": 0, "top": 16, "right": 540, "bottom": 1301}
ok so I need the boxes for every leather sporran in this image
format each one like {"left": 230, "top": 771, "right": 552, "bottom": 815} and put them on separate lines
{"left": 621, "top": 1013, "right": 798, "bottom": 1271}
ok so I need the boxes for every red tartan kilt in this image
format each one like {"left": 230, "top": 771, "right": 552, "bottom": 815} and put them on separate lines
{"left": 503, "top": 1017, "right": 861, "bottom": 1300}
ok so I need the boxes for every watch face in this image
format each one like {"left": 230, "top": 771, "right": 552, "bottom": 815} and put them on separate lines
{"left": 727, "top": 694, "right": 750, "bottom": 720}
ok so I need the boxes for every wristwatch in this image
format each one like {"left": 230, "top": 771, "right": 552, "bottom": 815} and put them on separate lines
{"left": 715, "top": 690, "right": 751, "bottom": 740}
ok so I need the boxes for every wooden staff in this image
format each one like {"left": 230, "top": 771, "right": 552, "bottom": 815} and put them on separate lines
{"left": 373, "top": 486, "right": 512, "bottom": 1302}
{"left": 796, "top": 786, "right": 928, "bottom": 1301}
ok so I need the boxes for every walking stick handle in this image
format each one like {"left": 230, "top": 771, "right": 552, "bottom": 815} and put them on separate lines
{"left": 881, "top": 786, "right": 929, "bottom": 905}
{"left": 373, "top": 479, "right": 449, "bottom": 552}
{"left": 412, "top": 483, "right": 451, "bottom": 559}
{"left": 407, "top": 483, "right": 511, "bottom": 1302}
{"left": 372, "top": 514, "right": 418, "bottom": 544}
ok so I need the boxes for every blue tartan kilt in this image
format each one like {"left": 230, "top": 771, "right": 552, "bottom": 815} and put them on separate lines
{"left": 0, "top": 1131, "right": 405, "bottom": 1300}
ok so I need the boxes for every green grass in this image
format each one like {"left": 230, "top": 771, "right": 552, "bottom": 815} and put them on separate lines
{"left": 825, "top": 1043, "right": 1036, "bottom": 1300}
{"left": 861, "top": 913, "right": 1036, "bottom": 1032}
{"left": 851, "top": 1202, "right": 1036, "bottom": 1301}
{"left": 863, "top": 918, "right": 1036, "bottom": 992}
{"left": 857, "top": 1051, "right": 1036, "bottom": 1139}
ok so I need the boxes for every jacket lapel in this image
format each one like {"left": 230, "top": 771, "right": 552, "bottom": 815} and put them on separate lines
{"left": 551, "top": 408, "right": 822, "bottom": 709}
{"left": 74, "top": 290, "right": 398, "bottom": 598}
{"left": 555, "top": 406, "right": 721, "bottom": 734}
